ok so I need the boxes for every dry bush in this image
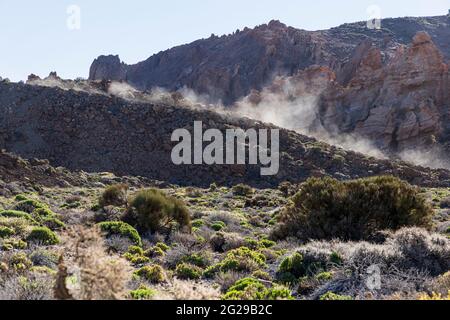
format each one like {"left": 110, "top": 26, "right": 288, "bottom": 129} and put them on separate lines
{"left": 206, "top": 211, "right": 243, "bottom": 228}
{"left": 56, "top": 226, "right": 132, "bottom": 300}
{"left": 388, "top": 228, "right": 450, "bottom": 276}
{"left": 99, "top": 184, "right": 129, "bottom": 208}
{"left": 301, "top": 228, "right": 450, "bottom": 299}
{"left": 210, "top": 232, "right": 246, "bottom": 252}
{"left": 164, "top": 244, "right": 191, "bottom": 269}
{"left": 430, "top": 272, "right": 450, "bottom": 295}
{"left": 216, "top": 271, "right": 247, "bottom": 292}
{"left": 272, "top": 176, "right": 433, "bottom": 241}
{"left": 153, "top": 279, "right": 220, "bottom": 300}
{"left": 104, "top": 235, "right": 135, "bottom": 253}
{"left": 0, "top": 272, "right": 54, "bottom": 300}
{"left": 169, "top": 231, "right": 201, "bottom": 248}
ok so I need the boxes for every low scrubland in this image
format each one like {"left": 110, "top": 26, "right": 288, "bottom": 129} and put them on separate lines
{"left": 0, "top": 175, "right": 449, "bottom": 300}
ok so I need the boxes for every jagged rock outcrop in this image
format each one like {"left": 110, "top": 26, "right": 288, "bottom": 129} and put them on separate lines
{"left": 320, "top": 31, "right": 449, "bottom": 153}
{"left": 90, "top": 55, "right": 128, "bottom": 81}
{"left": 89, "top": 15, "right": 450, "bottom": 105}
{"left": 1, "top": 80, "right": 450, "bottom": 188}
{"left": 244, "top": 31, "right": 450, "bottom": 157}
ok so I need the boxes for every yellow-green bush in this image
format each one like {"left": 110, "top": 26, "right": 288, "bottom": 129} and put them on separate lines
{"left": 134, "top": 265, "right": 165, "bottom": 283}
{"left": 130, "top": 285, "right": 156, "bottom": 300}
{"left": 320, "top": 291, "right": 352, "bottom": 300}
{"left": 175, "top": 263, "right": 203, "bottom": 280}
{"left": 10, "top": 252, "right": 32, "bottom": 271}
{"left": 2, "top": 238, "right": 27, "bottom": 250}
{"left": 124, "top": 245, "right": 150, "bottom": 264}
{"left": 98, "top": 221, "right": 142, "bottom": 246}
{"left": 0, "top": 210, "right": 36, "bottom": 223}
{"left": 272, "top": 176, "right": 433, "bottom": 241}
{"left": 0, "top": 226, "right": 15, "bottom": 238}
{"left": 223, "top": 278, "right": 292, "bottom": 300}
{"left": 12, "top": 198, "right": 47, "bottom": 214}
{"left": 27, "top": 227, "right": 59, "bottom": 245}
{"left": 205, "top": 247, "right": 267, "bottom": 277}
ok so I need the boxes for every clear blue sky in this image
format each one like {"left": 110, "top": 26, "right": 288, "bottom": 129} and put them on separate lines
{"left": 1, "top": 0, "right": 448, "bottom": 81}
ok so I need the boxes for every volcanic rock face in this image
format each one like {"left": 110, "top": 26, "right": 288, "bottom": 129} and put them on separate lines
{"left": 320, "top": 31, "right": 449, "bottom": 153}
{"left": 1, "top": 81, "right": 449, "bottom": 188}
{"left": 90, "top": 55, "right": 128, "bottom": 81}
{"left": 89, "top": 15, "right": 450, "bottom": 105}
{"left": 243, "top": 31, "right": 450, "bottom": 158}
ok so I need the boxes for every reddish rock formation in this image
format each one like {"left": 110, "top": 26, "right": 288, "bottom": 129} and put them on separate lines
{"left": 246, "top": 31, "right": 449, "bottom": 156}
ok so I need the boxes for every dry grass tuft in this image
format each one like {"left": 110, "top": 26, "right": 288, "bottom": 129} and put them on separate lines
{"left": 56, "top": 226, "right": 132, "bottom": 300}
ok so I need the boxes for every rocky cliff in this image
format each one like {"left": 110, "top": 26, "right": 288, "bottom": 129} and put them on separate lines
{"left": 243, "top": 31, "right": 450, "bottom": 160}
{"left": 89, "top": 15, "right": 450, "bottom": 105}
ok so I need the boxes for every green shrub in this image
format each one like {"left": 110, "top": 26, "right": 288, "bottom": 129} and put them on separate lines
{"left": 15, "top": 194, "right": 30, "bottom": 202}
{"left": 145, "top": 246, "right": 165, "bottom": 258}
{"left": 175, "top": 263, "right": 203, "bottom": 280}
{"left": 0, "top": 226, "right": 14, "bottom": 238}
{"left": 330, "top": 252, "right": 343, "bottom": 265}
{"left": 2, "top": 238, "right": 27, "bottom": 250}
{"left": 232, "top": 184, "right": 254, "bottom": 197}
{"left": 127, "top": 245, "right": 145, "bottom": 255}
{"left": 27, "top": 227, "right": 59, "bottom": 245}
{"left": 272, "top": 176, "right": 433, "bottom": 241}
{"left": 33, "top": 207, "right": 54, "bottom": 218}
{"left": 123, "top": 246, "right": 150, "bottom": 264}
{"left": 252, "top": 270, "right": 272, "bottom": 281}
{"left": 130, "top": 285, "right": 156, "bottom": 300}
{"left": 126, "top": 189, "right": 191, "bottom": 234}
{"left": 259, "top": 239, "right": 276, "bottom": 248}
{"left": 98, "top": 221, "right": 142, "bottom": 246}
{"left": 10, "top": 252, "right": 32, "bottom": 271}
{"left": 155, "top": 242, "right": 170, "bottom": 252}
{"left": 28, "top": 207, "right": 65, "bottom": 231}
{"left": 223, "top": 278, "right": 292, "bottom": 300}
{"left": 192, "top": 219, "right": 205, "bottom": 228}
{"left": 41, "top": 216, "right": 66, "bottom": 231}
{"left": 0, "top": 217, "right": 30, "bottom": 236}
{"left": 211, "top": 221, "right": 226, "bottom": 231}
{"left": 13, "top": 199, "right": 47, "bottom": 214}
{"left": 134, "top": 265, "right": 165, "bottom": 283}
{"left": 30, "top": 266, "right": 57, "bottom": 275}
{"left": 207, "top": 247, "right": 267, "bottom": 276}
{"left": 124, "top": 253, "right": 150, "bottom": 265}
{"left": 277, "top": 252, "right": 305, "bottom": 284}
{"left": 182, "top": 252, "right": 211, "bottom": 268}
{"left": 0, "top": 210, "right": 36, "bottom": 223}
{"left": 315, "top": 271, "right": 333, "bottom": 282}
{"left": 99, "top": 184, "right": 128, "bottom": 207}
{"left": 30, "top": 249, "right": 59, "bottom": 268}
{"left": 320, "top": 292, "right": 353, "bottom": 300}
{"left": 264, "top": 286, "right": 294, "bottom": 300}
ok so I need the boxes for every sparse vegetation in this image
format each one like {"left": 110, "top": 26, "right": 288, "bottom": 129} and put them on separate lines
{"left": 0, "top": 166, "right": 448, "bottom": 301}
